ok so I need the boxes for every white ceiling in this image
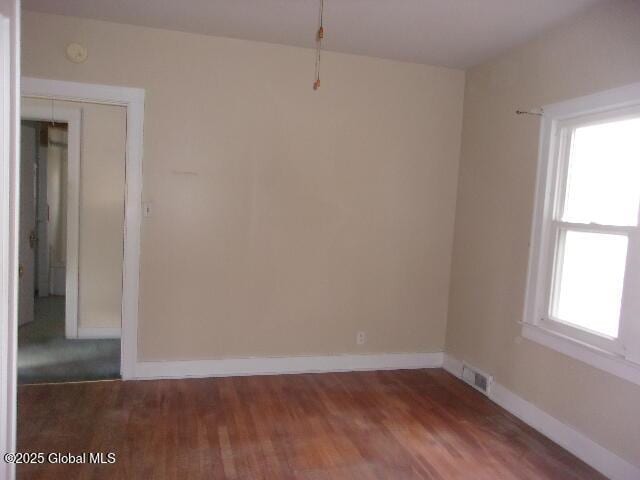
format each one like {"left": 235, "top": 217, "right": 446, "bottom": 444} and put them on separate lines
{"left": 23, "top": 0, "right": 603, "bottom": 68}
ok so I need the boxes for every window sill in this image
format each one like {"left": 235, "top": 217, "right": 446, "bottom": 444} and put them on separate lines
{"left": 521, "top": 323, "right": 640, "bottom": 387}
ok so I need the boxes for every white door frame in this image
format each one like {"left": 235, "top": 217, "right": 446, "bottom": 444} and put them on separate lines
{"left": 0, "top": 1, "right": 19, "bottom": 479}
{"left": 22, "top": 77, "right": 145, "bottom": 380}
{"left": 21, "top": 103, "right": 81, "bottom": 338}
{"left": 34, "top": 123, "right": 49, "bottom": 298}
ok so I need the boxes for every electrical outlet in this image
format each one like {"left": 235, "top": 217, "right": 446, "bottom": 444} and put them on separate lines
{"left": 356, "top": 331, "right": 366, "bottom": 345}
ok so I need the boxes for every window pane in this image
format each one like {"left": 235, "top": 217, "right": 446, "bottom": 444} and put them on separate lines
{"left": 562, "top": 117, "right": 640, "bottom": 226}
{"left": 553, "top": 230, "right": 627, "bottom": 337}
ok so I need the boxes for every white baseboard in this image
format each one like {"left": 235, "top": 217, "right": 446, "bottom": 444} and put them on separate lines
{"left": 443, "top": 354, "right": 640, "bottom": 480}
{"left": 76, "top": 327, "right": 121, "bottom": 339}
{"left": 133, "top": 351, "right": 444, "bottom": 380}
{"left": 442, "top": 351, "right": 464, "bottom": 377}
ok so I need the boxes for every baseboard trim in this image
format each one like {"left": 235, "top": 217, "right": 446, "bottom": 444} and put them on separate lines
{"left": 442, "top": 352, "right": 464, "bottom": 377}
{"left": 132, "top": 352, "right": 444, "bottom": 380}
{"left": 443, "top": 354, "right": 640, "bottom": 480}
{"left": 76, "top": 327, "right": 121, "bottom": 339}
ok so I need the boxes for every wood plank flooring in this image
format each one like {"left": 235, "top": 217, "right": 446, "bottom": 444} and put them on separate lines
{"left": 17, "top": 369, "right": 605, "bottom": 479}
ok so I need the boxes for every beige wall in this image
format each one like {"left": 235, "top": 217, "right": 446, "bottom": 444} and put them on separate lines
{"left": 446, "top": 0, "right": 640, "bottom": 467}
{"left": 76, "top": 101, "right": 125, "bottom": 330}
{"left": 22, "top": 11, "right": 465, "bottom": 359}
{"left": 24, "top": 98, "right": 126, "bottom": 330}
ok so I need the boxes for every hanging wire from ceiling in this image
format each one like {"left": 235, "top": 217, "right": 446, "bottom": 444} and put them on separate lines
{"left": 313, "top": 0, "right": 324, "bottom": 90}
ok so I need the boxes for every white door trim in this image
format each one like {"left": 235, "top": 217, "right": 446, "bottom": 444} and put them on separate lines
{"left": 0, "top": 2, "right": 19, "bottom": 478}
{"left": 34, "top": 128, "right": 48, "bottom": 297}
{"left": 21, "top": 77, "right": 145, "bottom": 379}
{"left": 21, "top": 103, "right": 81, "bottom": 339}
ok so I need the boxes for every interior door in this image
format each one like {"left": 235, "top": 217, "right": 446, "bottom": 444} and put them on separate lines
{"left": 19, "top": 122, "right": 37, "bottom": 326}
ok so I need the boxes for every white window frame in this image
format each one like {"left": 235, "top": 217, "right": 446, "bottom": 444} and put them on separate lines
{"left": 523, "top": 82, "right": 640, "bottom": 387}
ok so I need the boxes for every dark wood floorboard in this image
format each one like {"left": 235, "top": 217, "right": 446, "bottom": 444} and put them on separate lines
{"left": 17, "top": 369, "right": 605, "bottom": 479}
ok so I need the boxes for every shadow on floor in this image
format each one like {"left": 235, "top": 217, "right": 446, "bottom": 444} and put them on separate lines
{"left": 18, "top": 296, "right": 120, "bottom": 384}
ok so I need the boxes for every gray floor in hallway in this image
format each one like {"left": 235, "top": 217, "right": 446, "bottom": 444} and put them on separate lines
{"left": 18, "top": 296, "right": 120, "bottom": 384}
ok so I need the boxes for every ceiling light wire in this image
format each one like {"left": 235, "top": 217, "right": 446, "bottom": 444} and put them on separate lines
{"left": 313, "top": 0, "right": 324, "bottom": 90}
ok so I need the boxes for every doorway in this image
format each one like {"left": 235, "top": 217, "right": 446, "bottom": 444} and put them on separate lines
{"left": 19, "top": 77, "right": 146, "bottom": 381}
{"left": 17, "top": 99, "right": 126, "bottom": 384}
{"left": 1, "top": 70, "right": 145, "bottom": 471}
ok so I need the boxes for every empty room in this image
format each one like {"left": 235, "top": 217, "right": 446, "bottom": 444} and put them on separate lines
{"left": 1, "top": 1, "right": 639, "bottom": 479}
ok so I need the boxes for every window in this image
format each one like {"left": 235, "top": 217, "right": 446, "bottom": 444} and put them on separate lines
{"left": 523, "top": 83, "right": 640, "bottom": 386}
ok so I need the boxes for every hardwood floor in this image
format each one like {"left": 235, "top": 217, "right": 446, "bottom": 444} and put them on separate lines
{"left": 17, "top": 369, "right": 604, "bottom": 479}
